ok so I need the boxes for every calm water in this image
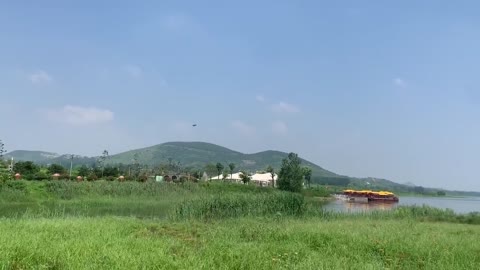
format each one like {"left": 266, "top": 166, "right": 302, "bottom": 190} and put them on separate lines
{"left": 324, "top": 196, "right": 480, "bottom": 214}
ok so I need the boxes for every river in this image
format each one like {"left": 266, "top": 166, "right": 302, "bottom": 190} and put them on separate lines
{"left": 323, "top": 196, "right": 480, "bottom": 214}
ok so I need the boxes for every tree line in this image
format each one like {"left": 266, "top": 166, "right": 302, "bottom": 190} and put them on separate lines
{"left": 1, "top": 139, "right": 318, "bottom": 193}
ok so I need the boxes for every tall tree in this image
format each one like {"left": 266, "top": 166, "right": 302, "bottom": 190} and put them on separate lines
{"left": 48, "top": 164, "right": 66, "bottom": 175}
{"left": 132, "top": 153, "right": 140, "bottom": 179}
{"left": 77, "top": 165, "right": 90, "bottom": 177}
{"left": 277, "top": 153, "right": 304, "bottom": 193}
{"left": 216, "top": 163, "right": 224, "bottom": 179}
{"left": 98, "top": 150, "right": 109, "bottom": 178}
{"left": 204, "top": 163, "right": 217, "bottom": 179}
{"left": 303, "top": 167, "right": 313, "bottom": 188}
{"left": 266, "top": 165, "right": 275, "bottom": 187}
{"left": 0, "top": 139, "right": 6, "bottom": 159}
{"left": 228, "top": 163, "right": 236, "bottom": 179}
{"left": 0, "top": 160, "right": 10, "bottom": 183}
{"left": 13, "top": 161, "right": 39, "bottom": 178}
{"left": 0, "top": 141, "right": 10, "bottom": 182}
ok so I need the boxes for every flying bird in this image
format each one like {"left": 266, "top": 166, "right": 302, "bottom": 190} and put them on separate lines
{"left": 192, "top": 124, "right": 197, "bottom": 127}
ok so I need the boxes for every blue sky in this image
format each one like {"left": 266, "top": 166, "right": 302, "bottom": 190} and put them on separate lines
{"left": 1, "top": 1, "right": 480, "bottom": 191}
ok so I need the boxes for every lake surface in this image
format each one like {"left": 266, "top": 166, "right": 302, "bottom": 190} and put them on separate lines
{"left": 324, "top": 196, "right": 480, "bottom": 214}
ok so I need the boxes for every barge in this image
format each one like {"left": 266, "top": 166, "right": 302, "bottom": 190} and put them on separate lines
{"left": 341, "top": 189, "right": 399, "bottom": 203}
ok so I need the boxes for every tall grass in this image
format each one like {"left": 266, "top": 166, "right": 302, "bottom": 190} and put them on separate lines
{"left": 44, "top": 180, "right": 202, "bottom": 199}
{"left": 1, "top": 180, "right": 479, "bottom": 224}
{"left": 0, "top": 217, "right": 479, "bottom": 269}
{"left": 172, "top": 192, "right": 305, "bottom": 220}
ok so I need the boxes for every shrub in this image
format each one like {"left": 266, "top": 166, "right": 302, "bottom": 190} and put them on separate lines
{"left": 33, "top": 171, "right": 49, "bottom": 181}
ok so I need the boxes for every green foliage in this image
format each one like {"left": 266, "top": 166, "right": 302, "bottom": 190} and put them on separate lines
{"left": 204, "top": 163, "right": 217, "bottom": 178}
{"left": 77, "top": 165, "right": 89, "bottom": 177}
{"left": 98, "top": 150, "right": 109, "bottom": 178}
{"left": 13, "top": 161, "right": 39, "bottom": 179}
{"left": 239, "top": 171, "right": 251, "bottom": 184}
{"left": 414, "top": 186, "right": 425, "bottom": 194}
{"left": 303, "top": 167, "right": 312, "bottom": 188}
{"left": 278, "top": 153, "right": 304, "bottom": 193}
{"left": 103, "top": 166, "right": 119, "bottom": 177}
{"left": 172, "top": 192, "right": 306, "bottom": 220}
{"left": 33, "top": 170, "right": 49, "bottom": 181}
{"left": 437, "top": 191, "right": 446, "bottom": 196}
{"left": 302, "top": 186, "right": 332, "bottom": 197}
{"left": 0, "top": 162, "right": 11, "bottom": 183}
{"left": 215, "top": 163, "right": 224, "bottom": 178}
{"left": 312, "top": 176, "right": 351, "bottom": 186}
{"left": 228, "top": 163, "right": 235, "bottom": 178}
{"left": 0, "top": 139, "right": 6, "bottom": 158}
{"left": 48, "top": 164, "right": 66, "bottom": 175}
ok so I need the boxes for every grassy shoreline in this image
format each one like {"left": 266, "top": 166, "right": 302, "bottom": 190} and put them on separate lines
{"left": 1, "top": 180, "right": 479, "bottom": 269}
{"left": 0, "top": 216, "right": 479, "bottom": 269}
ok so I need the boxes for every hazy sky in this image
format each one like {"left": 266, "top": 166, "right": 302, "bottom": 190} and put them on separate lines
{"left": 1, "top": 1, "right": 480, "bottom": 191}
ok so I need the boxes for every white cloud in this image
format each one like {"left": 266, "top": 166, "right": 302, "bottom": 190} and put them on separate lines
{"left": 29, "top": 70, "right": 53, "bottom": 84}
{"left": 393, "top": 78, "right": 406, "bottom": 87}
{"left": 123, "top": 65, "right": 143, "bottom": 79}
{"left": 256, "top": 95, "right": 265, "bottom": 102}
{"left": 231, "top": 121, "right": 255, "bottom": 135}
{"left": 271, "top": 102, "right": 300, "bottom": 113}
{"left": 271, "top": 121, "right": 288, "bottom": 135}
{"left": 46, "top": 105, "right": 114, "bottom": 125}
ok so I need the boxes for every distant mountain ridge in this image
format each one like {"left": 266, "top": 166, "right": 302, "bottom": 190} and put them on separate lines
{"left": 6, "top": 141, "right": 480, "bottom": 194}
{"left": 5, "top": 142, "right": 337, "bottom": 177}
{"left": 106, "top": 142, "right": 338, "bottom": 177}
{"left": 4, "top": 150, "right": 60, "bottom": 162}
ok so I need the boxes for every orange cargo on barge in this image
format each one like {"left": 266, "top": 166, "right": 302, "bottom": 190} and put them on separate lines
{"left": 342, "top": 189, "right": 399, "bottom": 202}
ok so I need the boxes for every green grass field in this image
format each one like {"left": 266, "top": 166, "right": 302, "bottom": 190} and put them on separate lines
{"left": 1, "top": 217, "right": 479, "bottom": 269}
{"left": 0, "top": 180, "right": 479, "bottom": 269}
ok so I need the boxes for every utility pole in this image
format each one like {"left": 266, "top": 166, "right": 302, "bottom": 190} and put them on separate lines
{"left": 69, "top": 154, "right": 74, "bottom": 179}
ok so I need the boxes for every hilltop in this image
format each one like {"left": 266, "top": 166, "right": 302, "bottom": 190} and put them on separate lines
{"left": 5, "top": 142, "right": 337, "bottom": 177}
{"left": 107, "top": 142, "right": 338, "bottom": 177}
{"left": 4, "top": 150, "right": 60, "bottom": 163}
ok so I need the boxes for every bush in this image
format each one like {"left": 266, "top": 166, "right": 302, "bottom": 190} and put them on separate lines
{"left": 33, "top": 171, "right": 49, "bottom": 181}
{"left": 5, "top": 180, "right": 27, "bottom": 192}
{"left": 437, "top": 191, "right": 446, "bottom": 196}
{"left": 87, "top": 174, "right": 98, "bottom": 181}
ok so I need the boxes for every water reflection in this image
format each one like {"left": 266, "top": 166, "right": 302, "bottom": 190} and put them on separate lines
{"left": 324, "top": 196, "right": 480, "bottom": 214}
{"left": 325, "top": 200, "right": 398, "bottom": 213}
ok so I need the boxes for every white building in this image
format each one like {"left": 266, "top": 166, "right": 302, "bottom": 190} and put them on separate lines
{"left": 211, "top": 172, "right": 278, "bottom": 187}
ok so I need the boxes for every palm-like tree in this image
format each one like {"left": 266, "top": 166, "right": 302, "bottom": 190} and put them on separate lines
{"left": 266, "top": 165, "right": 275, "bottom": 187}
{"left": 228, "top": 163, "right": 236, "bottom": 179}
{"left": 216, "top": 163, "right": 224, "bottom": 179}
{"left": 303, "top": 167, "right": 312, "bottom": 188}
{"left": 239, "top": 171, "right": 251, "bottom": 184}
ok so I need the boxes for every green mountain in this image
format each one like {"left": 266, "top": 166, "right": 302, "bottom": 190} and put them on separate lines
{"left": 107, "top": 142, "right": 338, "bottom": 177}
{"left": 5, "top": 142, "right": 337, "bottom": 177}
{"left": 4, "top": 150, "right": 60, "bottom": 163}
